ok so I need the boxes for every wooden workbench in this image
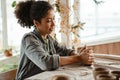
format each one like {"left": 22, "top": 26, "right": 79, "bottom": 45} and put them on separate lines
{"left": 26, "top": 54, "right": 120, "bottom": 80}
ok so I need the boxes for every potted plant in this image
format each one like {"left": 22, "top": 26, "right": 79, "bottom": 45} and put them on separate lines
{"left": 4, "top": 48, "right": 12, "bottom": 57}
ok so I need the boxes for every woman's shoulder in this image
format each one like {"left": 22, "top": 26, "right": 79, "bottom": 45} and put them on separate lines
{"left": 22, "top": 31, "right": 37, "bottom": 40}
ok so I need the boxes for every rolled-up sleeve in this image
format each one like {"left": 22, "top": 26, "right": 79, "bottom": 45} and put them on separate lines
{"left": 52, "top": 55, "right": 60, "bottom": 69}
{"left": 22, "top": 34, "right": 60, "bottom": 71}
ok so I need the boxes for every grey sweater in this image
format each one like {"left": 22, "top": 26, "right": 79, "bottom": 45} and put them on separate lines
{"left": 16, "top": 29, "right": 73, "bottom": 80}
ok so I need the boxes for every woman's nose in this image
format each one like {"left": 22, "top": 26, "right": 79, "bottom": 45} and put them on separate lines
{"left": 51, "top": 20, "right": 55, "bottom": 27}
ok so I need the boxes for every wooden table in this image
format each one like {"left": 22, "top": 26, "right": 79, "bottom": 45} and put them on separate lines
{"left": 94, "top": 54, "right": 120, "bottom": 70}
{"left": 26, "top": 54, "right": 120, "bottom": 80}
{"left": 26, "top": 63, "right": 94, "bottom": 80}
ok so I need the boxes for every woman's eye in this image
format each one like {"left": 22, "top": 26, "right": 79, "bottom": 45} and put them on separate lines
{"left": 46, "top": 21, "right": 51, "bottom": 23}
{"left": 46, "top": 18, "right": 55, "bottom": 23}
{"left": 46, "top": 19, "right": 52, "bottom": 23}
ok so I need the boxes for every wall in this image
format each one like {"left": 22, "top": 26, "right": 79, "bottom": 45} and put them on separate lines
{"left": 88, "top": 42, "right": 120, "bottom": 55}
{"left": 0, "top": 54, "right": 18, "bottom": 80}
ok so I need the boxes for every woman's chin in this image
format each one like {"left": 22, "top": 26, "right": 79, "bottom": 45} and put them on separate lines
{"left": 48, "top": 31, "right": 52, "bottom": 34}
{"left": 49, "top": 30, "right": 53, "bottom": 33}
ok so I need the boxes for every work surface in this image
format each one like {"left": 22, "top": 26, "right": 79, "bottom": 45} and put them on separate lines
{"left": 26, "top": 54, "right": 120, "bottom": 80}
{"left": 26, "top": 63, "right": 94, "bottom": 80}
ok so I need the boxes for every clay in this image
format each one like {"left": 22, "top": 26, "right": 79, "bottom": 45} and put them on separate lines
{"left": 51, "top": 75, "right": 71, "bottom": 80}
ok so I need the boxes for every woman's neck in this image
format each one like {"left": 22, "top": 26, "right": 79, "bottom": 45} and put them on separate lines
{"left": 41, "top": 35, "right": 48, "bottom": 39}
{"left": 36, "top": 28, "right": 48, "bottom": 39}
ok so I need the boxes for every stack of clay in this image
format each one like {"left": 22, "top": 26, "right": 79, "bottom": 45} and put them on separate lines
{"left": 93, "top": 67, "right": 120, "bottom": 80}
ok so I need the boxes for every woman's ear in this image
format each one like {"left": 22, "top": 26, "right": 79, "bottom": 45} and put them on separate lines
{"left": 33, "top": 20, "right": 40, "bottom": 27}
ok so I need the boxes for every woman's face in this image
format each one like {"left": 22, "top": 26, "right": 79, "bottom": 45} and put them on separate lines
{"left": 35, "top": 10, "right": 55, "bottom": 36}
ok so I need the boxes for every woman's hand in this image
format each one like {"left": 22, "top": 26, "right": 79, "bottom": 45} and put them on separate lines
{"left": 60, "top": 46, "right": 94, "bottom": 66}
{"left": 79, "top": 48, "right": 94, "bottom": 65}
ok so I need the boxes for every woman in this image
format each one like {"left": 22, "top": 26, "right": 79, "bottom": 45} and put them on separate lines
{"left": 14, "top": 0, "right": 94, "bottom": 80}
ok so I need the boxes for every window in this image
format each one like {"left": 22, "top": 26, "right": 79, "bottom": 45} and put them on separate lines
{"left": 0, "top": 0, "right": 33, "bottom": 54}
{"left": 6, "top": 0, "right": 33, "bottom": 51}
{"left": 0, "top": 0, "right": 3, "bottom": 53}
{"left": 0, "top": 1, "right": 2, "bottom": 50}
{"left": 80, "top": 0, "right": 120, "bottom": 45}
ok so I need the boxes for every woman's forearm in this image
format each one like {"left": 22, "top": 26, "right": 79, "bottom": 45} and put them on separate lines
{"left": 59, "top": 55, "right": 80, "bottom": 66}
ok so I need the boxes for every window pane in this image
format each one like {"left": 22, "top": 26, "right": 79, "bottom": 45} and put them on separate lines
{"left": 6, "top": 0, "right": 33, "bottom": 52}
{"left": 80, "top": 0, "right": 120, "bottom": 39}
{"left": 0, "top": 1, "right": 3, "bottom": 50}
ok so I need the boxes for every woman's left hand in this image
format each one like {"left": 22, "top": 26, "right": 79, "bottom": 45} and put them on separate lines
{"left": 87, "top": 49, "right": 94, "bottom": 65}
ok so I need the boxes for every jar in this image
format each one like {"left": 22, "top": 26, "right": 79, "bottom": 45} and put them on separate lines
{"left": 96, "top": 74, "right": 116, "bottom": 80}
{"left": 93, "top": 67, "right": 110, "bottom": 80}
{"left": 111, "top": 70, "right": 120, "bottom": 80}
